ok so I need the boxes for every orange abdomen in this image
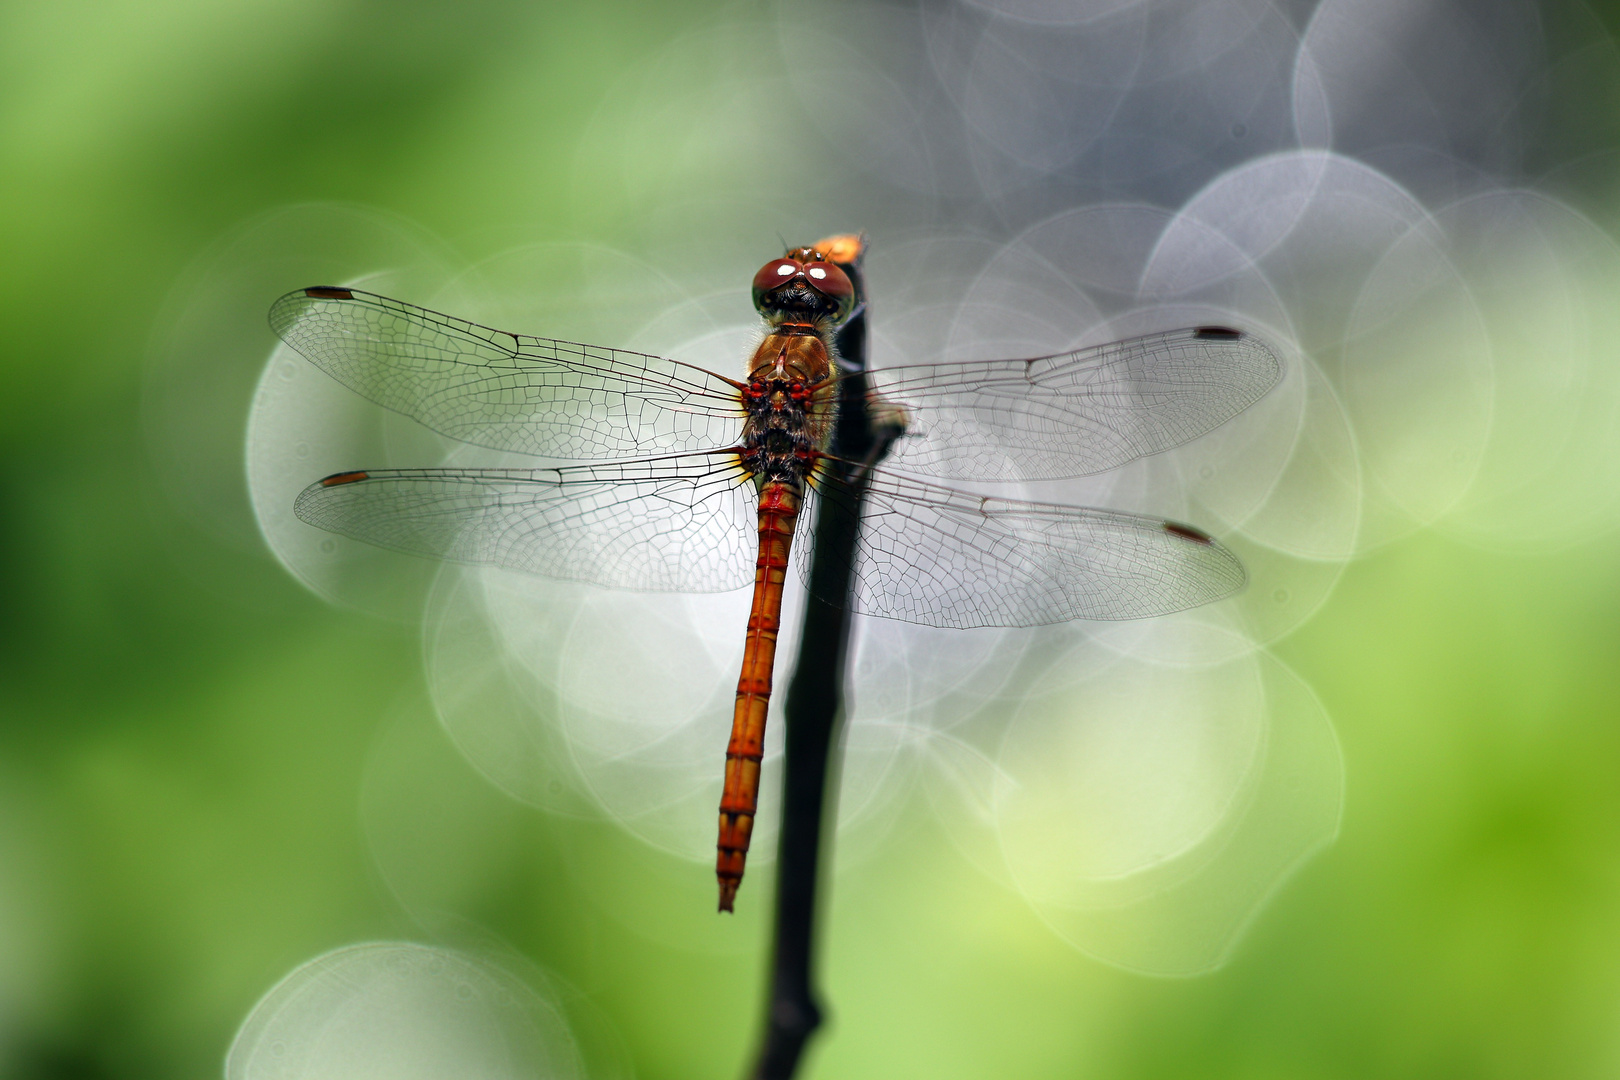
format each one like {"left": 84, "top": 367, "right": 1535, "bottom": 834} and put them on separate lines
{"left": 716, "top": 482, "right": 802, "bottom": 912}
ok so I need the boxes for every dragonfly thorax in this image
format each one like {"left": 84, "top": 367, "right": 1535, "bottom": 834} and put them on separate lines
{"left": 739, "top": 330, "right": 839, "bottom": 492}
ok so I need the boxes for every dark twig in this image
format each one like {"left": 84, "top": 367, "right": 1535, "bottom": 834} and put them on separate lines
{"left": 748, "top": 260, "right": 894, "bottom": 1080}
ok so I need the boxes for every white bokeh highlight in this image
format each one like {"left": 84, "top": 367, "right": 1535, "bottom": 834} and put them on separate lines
{"left": 226, "top": 944, "right": 582, "bottom": 1080}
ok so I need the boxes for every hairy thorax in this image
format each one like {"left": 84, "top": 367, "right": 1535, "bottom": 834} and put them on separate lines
{"left": 738, "top": 324, "right": 839, "bottom": 496}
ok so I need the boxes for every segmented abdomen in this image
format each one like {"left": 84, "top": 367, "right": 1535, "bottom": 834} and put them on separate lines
{"left": 715, "top": 481, "right": 801, "bottom": 912}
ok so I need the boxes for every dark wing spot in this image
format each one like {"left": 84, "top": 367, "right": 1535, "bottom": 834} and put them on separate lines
{"left": 304, "top": 286, "right": 355, "bottom": 300}
{"left": 320, "top": 470, "right": 370, "bottom": 486}
{"left": 1194, "top": 326, "right": 1243, "bottom": 341}
{"left": 1163, "top": 521, "right": 1214, "bottom": 545}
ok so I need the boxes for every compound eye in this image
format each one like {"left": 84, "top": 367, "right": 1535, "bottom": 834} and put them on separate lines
{"left": 803, "top": 259, "right": 854, "bottom": 305}
{"left": 752, "top": 258, "right": 802, "bottom": 296}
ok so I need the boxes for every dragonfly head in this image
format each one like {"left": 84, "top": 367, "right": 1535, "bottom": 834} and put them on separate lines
{"left": 751, "top": 247, "right": 856, "bottom": 326}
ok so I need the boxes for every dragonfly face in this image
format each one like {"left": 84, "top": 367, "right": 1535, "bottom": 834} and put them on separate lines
{"left": 269, "top": 232, "right": 1282, "bottom": 911}
{"left": 751, "top": 245, "right": 856, "bottom": 325}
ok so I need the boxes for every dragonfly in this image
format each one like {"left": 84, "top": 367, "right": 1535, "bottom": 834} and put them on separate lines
{"left": 269, "top": 233, "right": 1281, "bottom": 912}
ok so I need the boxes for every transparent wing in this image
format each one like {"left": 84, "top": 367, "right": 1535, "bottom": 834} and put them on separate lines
{"left": 810, "top": 470, "right": 1246, "bottom": 629}
{"left": 293, "top": 454, "right": 757, "bottom": 593}
{"left": 270, "top": 287, "right": 745, "bottom": 459}
{"left": 868, "top": 326, "right": 1281, "bottom": 481}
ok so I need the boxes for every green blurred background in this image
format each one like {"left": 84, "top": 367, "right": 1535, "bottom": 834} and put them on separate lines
{"left": 6, "top": 1, "right": 1620, "bottom": 1077}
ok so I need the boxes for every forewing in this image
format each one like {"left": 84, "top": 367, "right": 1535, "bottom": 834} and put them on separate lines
{"left": 270, "top": 287, "right": 744, "bottom": 459}
{"left": 293, "top": 455, "right": 757, "bottom": 593}
{"left": 869, "top": 326, "right": 1281, "bottom": 481}
{"left": 820, "top": 471, "right": 1246, "bottom": 629}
